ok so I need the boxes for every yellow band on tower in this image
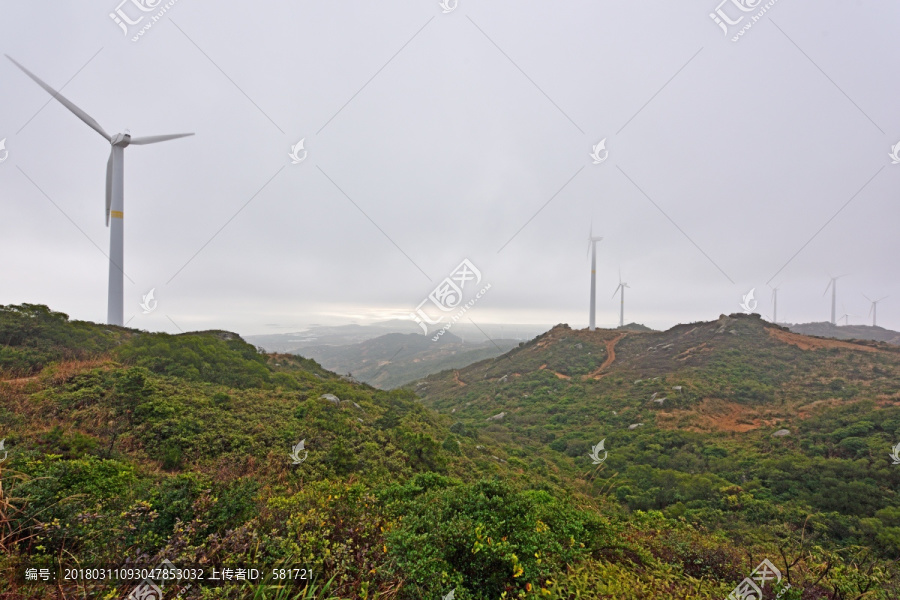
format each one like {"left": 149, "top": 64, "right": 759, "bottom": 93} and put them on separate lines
{"left": 110, "top": 211, "right": 123, "bottom": 219}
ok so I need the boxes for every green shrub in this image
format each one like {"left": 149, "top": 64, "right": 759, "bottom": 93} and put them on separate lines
{"left": 382, "top": 478, "right": 612, "bottom": 600}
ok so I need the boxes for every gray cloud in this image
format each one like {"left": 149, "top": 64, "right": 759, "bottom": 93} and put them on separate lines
{"left": 2, "top": 0, "right": 898, "bottom": 335}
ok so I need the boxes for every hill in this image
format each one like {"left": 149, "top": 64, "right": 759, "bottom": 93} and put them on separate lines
{"left": 789, "top": 321, "right": 900, "bottom": 345}
{"left": 410, "top": 313, "right": 900, "bottom": 596}
{"left": 298, "top": 331, "right": 519, "bottom": 389}
{"left": 1, "top": 305, "right": 898, "bottom": 599}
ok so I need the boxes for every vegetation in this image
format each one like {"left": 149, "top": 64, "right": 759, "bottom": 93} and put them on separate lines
{"left": 1, "top": 305, "right": 898, "bottom": 598}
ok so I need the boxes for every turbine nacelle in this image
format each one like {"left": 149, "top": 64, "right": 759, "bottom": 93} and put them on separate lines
{"left": 612, "top": 282, "right": 630, "bottom": 295}
{"left": 822, "top": 274, "right": 846, "bottom": 296}
{"left": 111, "top": 132, "right": 132, "bottom": 147}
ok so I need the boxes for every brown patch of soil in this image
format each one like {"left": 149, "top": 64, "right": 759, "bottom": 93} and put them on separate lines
{"left": 0, "top": 376, "right": 38, "bottom": 385}
{"left": 453, "top": 370, "right": 467, "bottom": 386}
{"left": 657, "top": 398, "right": 777, "bottom": 433}
{"left": 875, "top": 395, "right": 900, "bottom": 408}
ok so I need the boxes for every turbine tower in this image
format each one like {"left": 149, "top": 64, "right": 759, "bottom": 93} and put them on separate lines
{"left": 587, "top": 226, "right": 603, "bottom": 331}
{"left": 863, "top": 294, "right": 888, "bottom": 327}
{"left": 823, "top": 275, "right": 844, "bottom": 326}
{"left": 612, "top": 271, "right": 630, "bottom": 328}
{"left": 770, "top": 285, "right": 779, "bottom": 325}
{"left": 8, "top": 56, "right": 193, "bottom": 326}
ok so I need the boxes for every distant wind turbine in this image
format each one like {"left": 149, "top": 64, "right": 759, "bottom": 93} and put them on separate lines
{"left": 587, "top": 224, "right": 603, "bottom": 331}
{"left": 838, "top": 305, "right": 855, "bottom": 326}
{"left": 612, "top": 270, "right": 630, "bottom": 328}
{"left": 769, "top": 285, "right": 779, "bottom": 325}
{"left": 823, "top": 275, "right": 846, "bottom": 326}
{"left": 7, "top": 56, "right": 194, "bottom": 326}
{"left": 863, "top": 294, "right": 888, "bottom": 327}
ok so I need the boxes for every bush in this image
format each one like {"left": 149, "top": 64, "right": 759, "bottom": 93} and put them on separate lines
{"left": 382, "top": 478, "right": 613, "bottom": 600}
{"left": 0, "top": 304, "right": 119, "bottom": 374}
{"left": 117, "top": 332, "right": 271, "bottom": 388}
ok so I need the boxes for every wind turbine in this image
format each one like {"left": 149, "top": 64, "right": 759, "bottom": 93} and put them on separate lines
{"left": 863, "top": 294, "right": 888, "bottom": 327}
{"left": 769, "top": 285, "right": 779, "bottom": 325}
{"left": 838, "top": 304, "right": 856, "bottom": 326}
{"left": 7, "top": 56, "right": 194, "bottom": 326}
{"left": 587, "top": 225, "right": 603, "bottom": 331}
{"left": 612, "top": 270, "right": 630, "bottom": 328}
{"left": 823, "top": 275, "right": 845, "bottom": 325}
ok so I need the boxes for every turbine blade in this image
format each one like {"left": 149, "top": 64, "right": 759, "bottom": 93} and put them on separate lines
{"left": 129, "top": 133, "right": 195, "bottom": 145}
{"left": 106, "top": 149, "right": 113, "bottom": 227}
{"left": 6, "top": 55, "right": 111, "bottom": 141}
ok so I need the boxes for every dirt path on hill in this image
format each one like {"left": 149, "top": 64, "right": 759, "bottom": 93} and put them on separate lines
{"left": 586, "top": 333, "right": 627, "bottom": 380}
{"left": 766, "top": 327, "right": 881, "bottom": 353}
{"left": 539, "top": 364, "right": 571, "bottom": 379}
{"left": 453, "top": 370, "right": 467, "bottom": 386}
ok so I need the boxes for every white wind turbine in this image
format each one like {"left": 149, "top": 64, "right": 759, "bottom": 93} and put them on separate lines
{"left": 769, "top": 284, "right": 779, "bottom": 325}
{"left": 863, "top": 294, "right": 888, "bottom": 327}
{"left": 8, "top": 56, "right": 194, "bottom": 326}
{"left": 823, "top": 275, "right": 845, "bottom": 326}
{"left": 587, "top": 225, "right": 603, "bottom": 331}
{"left": 612, "top": 270, "right": 630, "bottom": 328}
{"left": 838, "top": 304, "right": 857, "bottom": 326}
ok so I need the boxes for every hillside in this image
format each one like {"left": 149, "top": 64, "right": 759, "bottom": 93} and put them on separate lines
{"left": 789, "top": 321, "right": 900, "bottom": 346}
{"left": 297, "top": 332, "right": 519, "bottom": 389}
{"left": 411, "top": 314, "right": 900, "bottom": 596}
{"left": 1, "top": 305, "right": 898, "bottom": 599}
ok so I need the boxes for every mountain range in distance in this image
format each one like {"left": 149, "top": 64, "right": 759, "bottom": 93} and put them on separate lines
{"left": 247, "top": 318, "right": 900, "bottom": 390}
{"left": 246, "top": 320, "right": 555, "bottom": 352}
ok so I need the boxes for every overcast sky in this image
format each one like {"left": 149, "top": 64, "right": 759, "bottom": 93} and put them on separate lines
{"left": 2, "top": 0, "right": 898, "bottom": 336}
